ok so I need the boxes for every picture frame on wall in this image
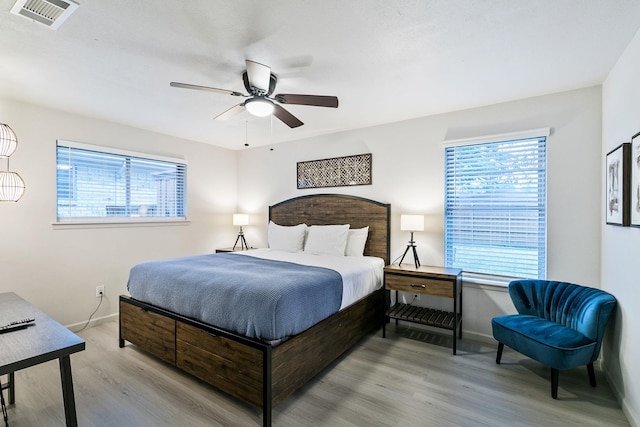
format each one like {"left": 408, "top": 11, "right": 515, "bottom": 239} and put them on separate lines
{"left": 296, "top": 153, "right": 372, "bottom": 189}
{"left": 631, "top": 132, "right": 640, "bottom": 227}
{"left": 606, "top": 142, "right": 631, "bottom": 226}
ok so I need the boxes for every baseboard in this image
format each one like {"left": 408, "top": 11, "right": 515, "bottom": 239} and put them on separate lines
{"left": 392, "top": 319, "right": 497, "bottom": 346}
{"left": 603, "top": 366, "right": 639, "bottom": 427}
{"left": 66, "top": 312, "right": 118, "bottom": 332}
{"left": 462, "top": 330, "right": 497, "bottom": 345}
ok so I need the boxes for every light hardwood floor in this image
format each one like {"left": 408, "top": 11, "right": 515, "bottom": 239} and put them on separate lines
{"left": 2, "top": 321, "right": 629, "bottom": 426}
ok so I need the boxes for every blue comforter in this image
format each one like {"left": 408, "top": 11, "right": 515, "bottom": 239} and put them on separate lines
{"left": 127, "top": 253, "right": 343, "bottom": 341}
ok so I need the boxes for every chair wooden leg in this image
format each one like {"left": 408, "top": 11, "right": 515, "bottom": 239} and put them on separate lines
{"left": 496, "top": 342, "right": 504, "bottom": 364}
{"left": 551, "top": 368, "right": 559, "bottom": 399}
{"left": 587, "top": 363, "right": 596, "bottom": 387}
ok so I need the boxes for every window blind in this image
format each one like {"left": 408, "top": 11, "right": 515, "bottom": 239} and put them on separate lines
{"left": 444, "top": 136, "right": 547, "bottom": 279}
{"left": 56, "top": 142, "right": 187, "bottom": 221}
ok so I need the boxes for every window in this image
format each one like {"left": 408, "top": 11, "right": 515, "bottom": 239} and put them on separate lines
{"left": 56, "top": 141, "right": 186, "bottom": 222}
{"left": 444, "top": 130, "right": 547, "bottom": 279}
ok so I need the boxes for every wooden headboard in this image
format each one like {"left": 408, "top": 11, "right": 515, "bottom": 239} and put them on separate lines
{"left": 269, "top": 194, "right": 390, "bottom": 264}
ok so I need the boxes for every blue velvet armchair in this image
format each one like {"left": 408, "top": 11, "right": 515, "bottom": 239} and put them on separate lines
{"left": 492, "top": 280, "right": 616, "bottom": 399}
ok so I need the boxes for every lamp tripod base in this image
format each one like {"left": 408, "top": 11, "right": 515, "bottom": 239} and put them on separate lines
{"left": 233, "top": 228, "right": 249, "bottom": 251}
{"left": 399, "top": 241, "right": 420, "bottom": 269}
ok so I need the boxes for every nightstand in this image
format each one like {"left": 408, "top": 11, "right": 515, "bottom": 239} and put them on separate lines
{"left": 383, "top": 264, "right": 462, "bottom": 354}
{"left": 215, "top": 247, "right": 256, "bottom": 253}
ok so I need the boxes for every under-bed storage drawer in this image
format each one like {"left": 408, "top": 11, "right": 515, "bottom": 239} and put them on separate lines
{"left": 176, "top": 321, "right": 264, "bottom": 407}
{"left": 120, "top": 300, "right": 176, "bottom": 364}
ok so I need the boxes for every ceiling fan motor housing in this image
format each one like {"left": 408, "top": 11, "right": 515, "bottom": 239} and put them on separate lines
{"left": 243, "top": 71, "right": 278, "bottom": 96}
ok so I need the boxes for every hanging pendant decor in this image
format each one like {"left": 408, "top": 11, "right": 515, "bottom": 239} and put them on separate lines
{"left": 0, "top": 123, "right": 25, "bottom": 202}
{"left": 0, "top": 124, "right": 18, "bottom": 157}
{"left": 0, "top": 171, "right": 26, "bottom": 201}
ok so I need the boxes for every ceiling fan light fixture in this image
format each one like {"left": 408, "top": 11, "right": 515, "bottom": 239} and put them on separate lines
{"left": 245, "top": 98, "right": 274, "bottom": 117}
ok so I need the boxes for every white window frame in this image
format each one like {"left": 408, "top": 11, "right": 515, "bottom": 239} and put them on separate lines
{"left": 443, "top": 128, "right": 549, "bottom": 281}
{"left": 54, "top": 140, "right": 188, "bottom": 227}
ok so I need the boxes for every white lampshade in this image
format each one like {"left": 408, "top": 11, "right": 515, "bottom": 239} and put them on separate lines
{"left": 0, "top": 123, "right": 18, "bottom": 158}
{"left": 245, "top": 98, "right": 275, "bottom": 117}
{"left": 233, "top": 213, "right": 249, "bottom": 226}
{"left": 0, "top": 171, "right": 25, "bottom": 202}
{"left": 400, "top": 214, "right": 424, "bottom": 232}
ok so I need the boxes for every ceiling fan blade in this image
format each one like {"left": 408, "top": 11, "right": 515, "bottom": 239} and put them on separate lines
{"left": 245, "top": 60, "right": 271, "bottom": 93}
{"left": 214, "top": 103, "right": 246, "bottom": 121}
{"left": 275, "top": 94, "right": 339, "bottom": 108}
{"left": 273, "top": 104, "right": 303, "bottom": 128}
{"left": 170, "top": 82, "right": 246, "bottom": 97}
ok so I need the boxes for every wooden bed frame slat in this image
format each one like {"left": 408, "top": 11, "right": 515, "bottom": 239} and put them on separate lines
{"left": 119, "top": 194, "right": 390, "bottom": 427}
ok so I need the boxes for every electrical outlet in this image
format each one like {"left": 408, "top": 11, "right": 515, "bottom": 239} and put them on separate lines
{"left": 413, "top": 293, "right": 420, "bottom": 300}
{"left": 96, "top": 285, "right": 105, "bottom": 298}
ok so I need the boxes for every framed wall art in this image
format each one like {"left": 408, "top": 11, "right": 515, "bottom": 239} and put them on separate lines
{"left": 605, "top": 142, "right": 630, "bottom": 226}
{"left": 297, "top": 153, "right": 372, "bottom": 189}
{"left": 631, "top": 132, "right": 640, "bottom": 227}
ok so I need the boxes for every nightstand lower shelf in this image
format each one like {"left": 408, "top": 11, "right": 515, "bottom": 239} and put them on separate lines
{"left": 386, "top": 303, "right": 460, "bottom": 330}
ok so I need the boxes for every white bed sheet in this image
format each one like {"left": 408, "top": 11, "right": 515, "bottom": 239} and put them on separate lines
{"left": 235, "top": 248, "right": 384, "bottom": 310}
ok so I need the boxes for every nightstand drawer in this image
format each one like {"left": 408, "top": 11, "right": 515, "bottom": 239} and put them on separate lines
{"left": 385, "top": 273, "right": 454, "bottom": 298}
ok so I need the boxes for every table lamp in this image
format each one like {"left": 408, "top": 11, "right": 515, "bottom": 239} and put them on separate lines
{"left": 399, "top": 214, "right": 424, "bottom": 268}
{"left": 232, "top": 213, "right": 249, "bottom": 250}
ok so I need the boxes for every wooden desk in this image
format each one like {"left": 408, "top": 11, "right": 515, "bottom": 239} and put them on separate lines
{"left": 0, "top": 292, "right": 85, "bottom": 426}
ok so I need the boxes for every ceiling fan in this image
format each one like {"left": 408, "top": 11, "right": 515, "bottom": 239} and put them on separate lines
{"left": 170, "top": 60, "right": 339, "bottom": 128}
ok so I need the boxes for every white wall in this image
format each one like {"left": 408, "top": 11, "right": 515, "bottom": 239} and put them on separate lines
{"left": 602, "top": 27, "right": 640, "bottom": 427}
{"left": 0, "top": 99, "right": 238, "bottom": 328}
{"left": 237, "top": 86, "right": 603, "bottom": 342}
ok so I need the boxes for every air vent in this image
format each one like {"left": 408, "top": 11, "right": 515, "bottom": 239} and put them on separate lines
{"left": 10, "top": 0, "right": 79, "bottom": 30}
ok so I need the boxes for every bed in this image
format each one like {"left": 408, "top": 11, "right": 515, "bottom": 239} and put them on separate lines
{"left": 119, "top": 194, "right": 390, "bottom": 427}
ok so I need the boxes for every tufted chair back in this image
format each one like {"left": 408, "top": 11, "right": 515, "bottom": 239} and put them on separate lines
{"left": 508, "top": 280, "right": 617, "bottom": 363}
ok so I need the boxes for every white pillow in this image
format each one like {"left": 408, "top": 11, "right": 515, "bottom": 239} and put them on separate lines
{"left": 304, "top": 224, "right": 350, "bottom": 256}
{"left": 345, "top": 226, "right": 369, "bottom": 256}
{"left": 268, "top": 221, "right": 307, "bottom": 252}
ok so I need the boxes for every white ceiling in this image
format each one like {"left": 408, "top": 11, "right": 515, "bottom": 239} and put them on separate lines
{"left": 1, "top": 1, "right": 640, "bottom": 150}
